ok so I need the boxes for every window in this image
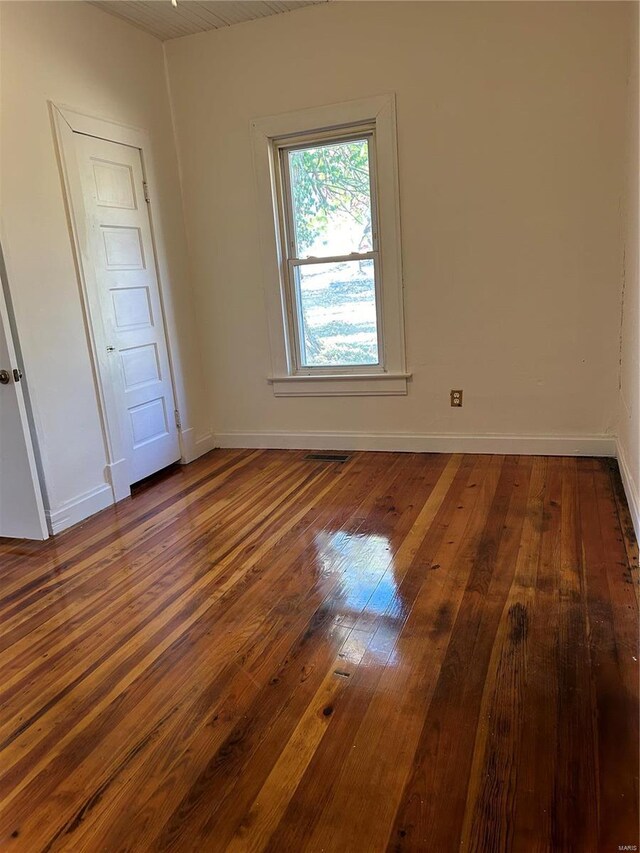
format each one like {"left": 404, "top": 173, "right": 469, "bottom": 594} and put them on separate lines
{"left": 279, "top": 132, "right": 380, "bottom": 370}
{"left": 252, "top": 95, "right": 408, "bottom": 396}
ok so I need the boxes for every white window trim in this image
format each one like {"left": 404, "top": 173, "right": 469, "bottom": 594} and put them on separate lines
{"left": 251, "top": 94, "right": 409, "bottom": 397}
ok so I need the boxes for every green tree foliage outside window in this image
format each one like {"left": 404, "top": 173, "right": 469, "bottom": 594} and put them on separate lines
{"left": 288, "top": 139, "right": 373, "bottom": 256}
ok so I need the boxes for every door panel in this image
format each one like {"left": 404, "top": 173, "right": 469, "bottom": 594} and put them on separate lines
{"left": 102, "top": 226, "right": 145, "bottom": 270}
{"left": 0, "top": 248, "right": 48, "bottom": 540}
{"left": 74, "top": 135, "right": 180, "bottom": 484}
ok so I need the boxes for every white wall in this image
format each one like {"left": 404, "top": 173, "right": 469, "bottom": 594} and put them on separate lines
{"left": 617, "top": 3, "right": 639, "bottom": 535}
{"left": 165, "top": 1, "right": 630, "bottom": 453}
{"left": 0, "top": 1, "right": 210, "bottom": 530}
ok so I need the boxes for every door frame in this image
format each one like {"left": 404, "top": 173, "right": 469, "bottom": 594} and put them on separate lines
{"left": 51, "top": 103, "right": 186, "bottom": 502}
{"left": 0, "top": 238, "right": 49, "bottom": 540}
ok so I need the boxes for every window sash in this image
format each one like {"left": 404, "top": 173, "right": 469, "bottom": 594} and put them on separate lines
{"left": 275, "top": 127, "right": 384, "bottom": 374}
{"left": 279, "top": 131, "right": 379, "bottom": 261}
{"left": 286, "top": 253, "right": 384, "bottom": 373}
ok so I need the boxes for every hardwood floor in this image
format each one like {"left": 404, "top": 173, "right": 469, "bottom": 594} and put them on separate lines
{"left": 0, "top": 450, "right": 637, "bottom": 852}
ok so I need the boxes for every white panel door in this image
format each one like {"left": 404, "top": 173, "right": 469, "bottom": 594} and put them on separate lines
{"left": 74, "top": 135, "right": 180, "bottom": 484}
{"left": 0, "top": 252, "right": 48, "bottom": 540}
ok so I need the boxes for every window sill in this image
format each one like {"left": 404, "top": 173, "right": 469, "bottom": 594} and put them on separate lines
{"left": 268, "top": 372, "right": 410, "bottom": 397}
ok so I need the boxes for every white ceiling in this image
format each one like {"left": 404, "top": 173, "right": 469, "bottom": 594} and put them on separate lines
{"left": 90, "top": 0, "right": 325, "bottom": 41}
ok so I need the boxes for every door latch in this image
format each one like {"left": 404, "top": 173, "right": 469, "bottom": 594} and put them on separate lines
{"left": 13, "top": 368, "right": 22, "bottom": 382}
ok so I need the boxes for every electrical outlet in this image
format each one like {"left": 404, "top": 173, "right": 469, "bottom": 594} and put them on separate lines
{"left": 450, "top": 389, "right": 463, "bottom": 407}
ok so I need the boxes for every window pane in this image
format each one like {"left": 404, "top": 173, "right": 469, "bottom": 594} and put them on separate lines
{"left": 288, "top": 138, "right": 373, "bottom": 258}
{"left": 295, "top": 259, "right": 379, "bottom": 367}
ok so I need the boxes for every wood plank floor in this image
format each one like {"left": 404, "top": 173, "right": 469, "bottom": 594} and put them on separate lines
{"left": 0, "top": 450, "right": 638, "bottom": 852}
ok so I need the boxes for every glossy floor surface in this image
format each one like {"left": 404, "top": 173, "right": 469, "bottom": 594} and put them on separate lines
{"left": 0, "top": 450, "right": 638, "bottom": 852}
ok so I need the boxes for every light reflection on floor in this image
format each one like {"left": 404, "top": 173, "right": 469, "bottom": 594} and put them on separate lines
{"left": 313, "top": 530, "right": 405, "bottom": 666}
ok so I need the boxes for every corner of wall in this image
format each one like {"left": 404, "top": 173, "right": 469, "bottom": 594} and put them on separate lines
{"left": 161, "top": 39, "right": 215, "bottom": 444}
{"left": 617, "top": 436, "right": 640, "bottom": 540}
{"left": 615, "top": 1, "right": 640, "bottom": 541}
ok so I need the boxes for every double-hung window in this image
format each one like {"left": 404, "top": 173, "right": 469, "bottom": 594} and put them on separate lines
{"left": 278, "top": 130, "right": 381, "bottom": 371}
{"left": 252, "top": 95, "right": 408, "bottom": 396}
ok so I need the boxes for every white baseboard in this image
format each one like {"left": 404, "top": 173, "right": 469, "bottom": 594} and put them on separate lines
{"left": 179, "top": 427, "right": 197, "bottom": 464}
{"left": 180, "top": 428, "right": 216, "bottom": 464}
{"left": 194, "top": 432, "right": 217, "bottom": 456}
{"left": 45, "top": 483, "right": 114, "bottom": 536}
{"left": 616, "top": 438, "right": 640, "bottom": 541}
{"left": 106, "top": 458, "right": 130, "bottom": 502}
{"left": 213, "top": 431, "right": 616, "bottom": 457}
{"left": 39, "top": 434, "right": 634, "bottom": 540}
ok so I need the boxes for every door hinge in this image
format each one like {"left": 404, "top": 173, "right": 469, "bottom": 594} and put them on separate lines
{"left": 174, "top": 409, "right": 182, "bottom": 430}
{"left": 143, "top": 181, "right": 150, "bottom": 203}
